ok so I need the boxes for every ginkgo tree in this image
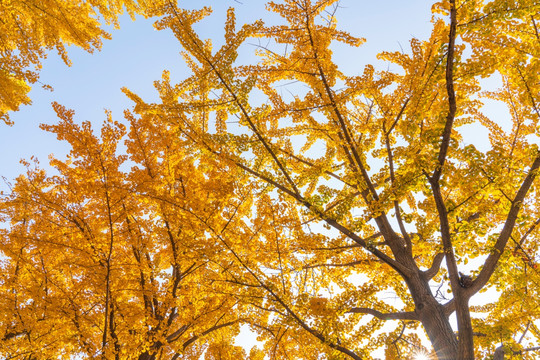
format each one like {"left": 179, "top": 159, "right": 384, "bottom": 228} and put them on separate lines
{"left": 2, "top": 0, "right": 540, "bottom": 359}
{"left": 0, "top": 103, "right": 257, "bottom": 359}
{"left": 123, "top": 0, "right": 540, "bottom": 359}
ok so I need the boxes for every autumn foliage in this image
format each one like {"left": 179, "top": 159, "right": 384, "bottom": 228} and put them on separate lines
{"left": 0, "top": 0, "right": 168, "bottom": 124}
{"left": 2, "top": 0, "right": 540, "bottom": 359}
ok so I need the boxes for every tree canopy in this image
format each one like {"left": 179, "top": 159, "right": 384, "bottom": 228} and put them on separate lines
{"left": 0, "top": 0, "right": 166, "bottom": 124}
{"left": 1, "top": 0, "right": 540, "bottom": 359}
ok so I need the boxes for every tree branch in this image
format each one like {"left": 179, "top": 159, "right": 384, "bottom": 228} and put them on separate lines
{"left": 422, "top": 252, "right": 445, "bottom": 280}
{"left": 466, "top": 152, "right": 540, "bottom": 296}
{"left": 181, "top": 319, "right": 243, "bottom": 350}
{"left": 303, "top": 258, "right": 382, "bottom": 269}
{"left": 348, "top": 307, "right": 418, "bottom": 321}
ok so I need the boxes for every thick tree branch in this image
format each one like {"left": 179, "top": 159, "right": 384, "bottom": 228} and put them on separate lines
{"left": 422, "top": 252, "right": 445, "bottom": 281}
{"left": 424, "top": 0, "right": 460, "bottom": 304}
{"left": 466, "top": 152, "right": 540, "bottom": 296}
{"left": 433, "top": 8, "right": 457, "bottom": 181}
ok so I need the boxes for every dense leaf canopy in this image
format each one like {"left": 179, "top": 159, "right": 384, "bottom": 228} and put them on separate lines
{"left": 0, "top": 0, "right": 167, "bottom": 124}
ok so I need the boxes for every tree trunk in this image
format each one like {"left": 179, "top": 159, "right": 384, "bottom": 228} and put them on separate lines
{"left": 455, "top": 294, "right": 475, "bottom": 359}
{"left": 404, "top": 271, "right": 459, "bottom": 359}
{"left": 419, "top": 300, "right": 459, "bottom": 360}
{"left": 494, "top": 346, "right": 505, "bottom": 360}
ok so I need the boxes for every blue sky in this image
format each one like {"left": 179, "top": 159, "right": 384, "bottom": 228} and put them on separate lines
{"left": 0, "top": 0, "right": 433, "bottom": 188}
